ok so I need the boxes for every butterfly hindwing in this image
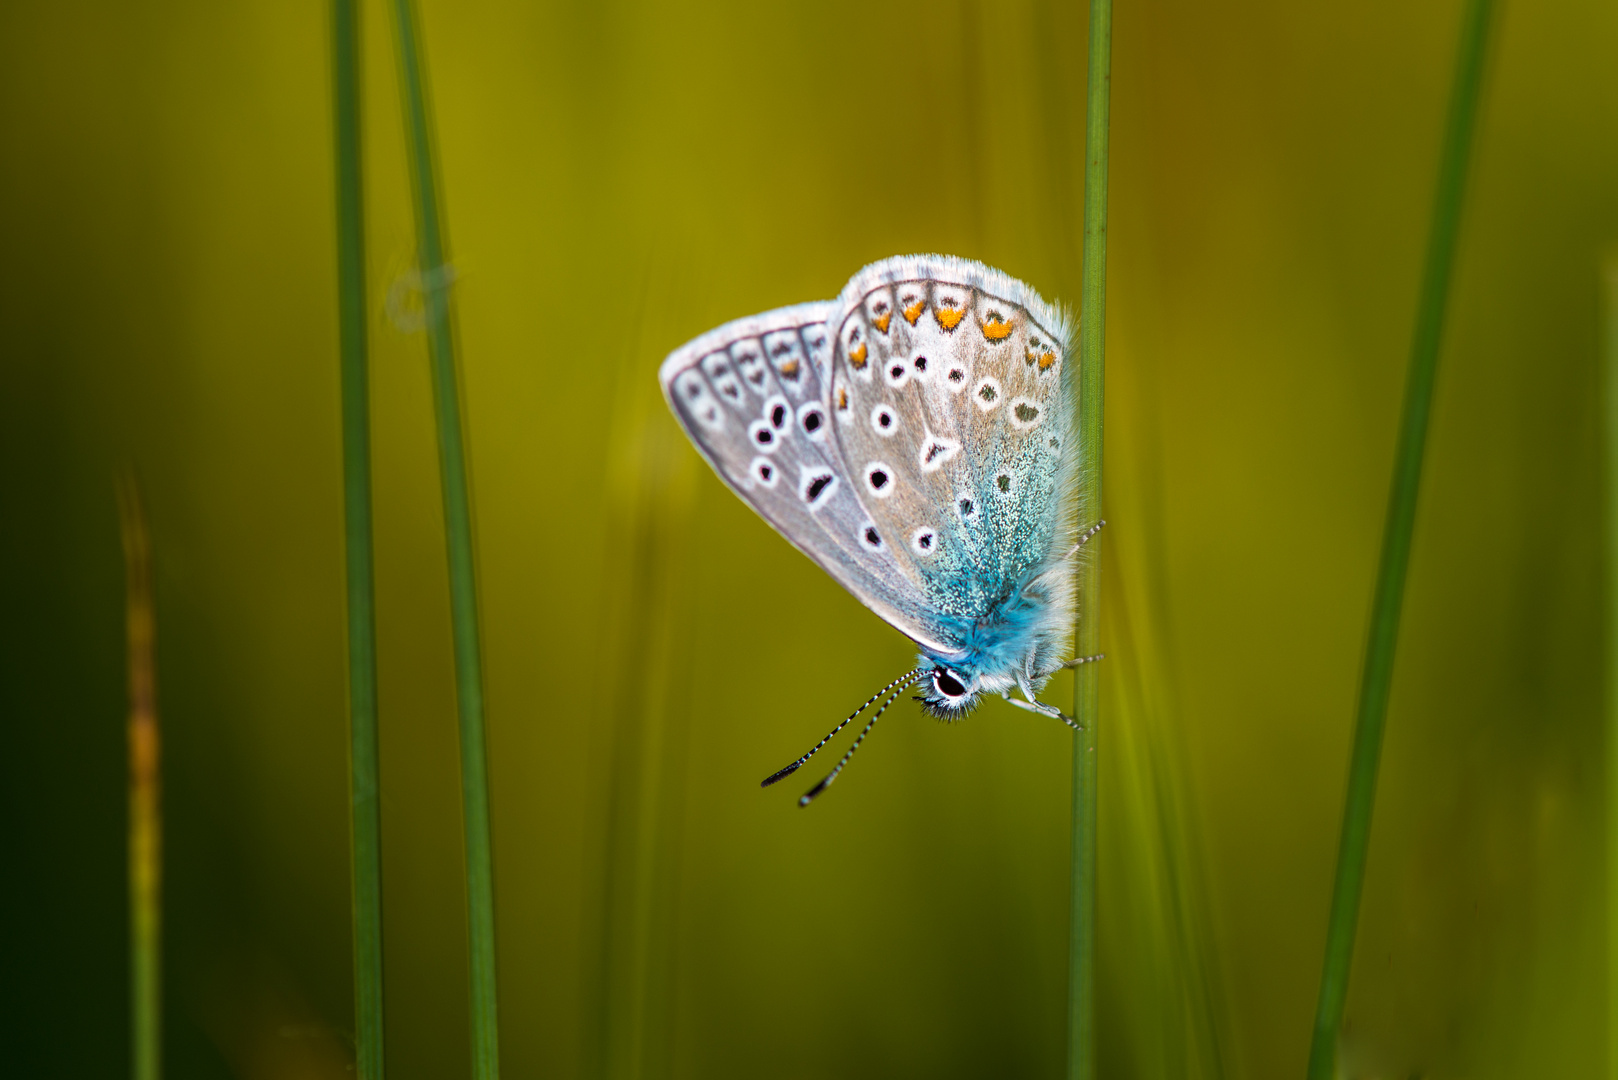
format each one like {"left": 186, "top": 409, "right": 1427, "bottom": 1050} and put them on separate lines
{"left": 827, "top": 256, "right": 1078, "bottom": 653}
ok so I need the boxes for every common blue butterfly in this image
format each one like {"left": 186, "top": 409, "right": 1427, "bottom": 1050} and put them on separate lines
{"left": 660, "top": 255, "right": 1101, "bottom": 805}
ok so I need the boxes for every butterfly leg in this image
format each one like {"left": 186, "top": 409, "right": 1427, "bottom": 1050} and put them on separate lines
{"left": 1060, "top": 653, "right": 1106, "bottom": 670}
{"left": 1001, "top": 691, "right": 1083, "bottom": 731}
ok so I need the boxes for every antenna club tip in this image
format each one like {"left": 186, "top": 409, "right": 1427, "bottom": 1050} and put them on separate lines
{"left": 761, "top": 762, "right": 802, "bottom": 788}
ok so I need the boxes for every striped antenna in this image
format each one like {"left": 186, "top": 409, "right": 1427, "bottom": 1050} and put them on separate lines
{"left": 796, "top": 669, "right": 928, "bottom": 808}
{"left": 761, "top": 668, "right": 927, "bottom": 789}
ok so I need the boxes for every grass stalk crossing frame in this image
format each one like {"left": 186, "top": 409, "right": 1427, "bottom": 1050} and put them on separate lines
{"left": 331, "top": 0, "right": 386, "bottom": 1076}
{"left": 1304, "top": 1, "right": 1496, "bottom": 1074}
{"left": 386, "top": 2, "right": 503, "bottom": 1076}
{"left": 1068, "top": 0, "right": 1112, "bottom": 1076}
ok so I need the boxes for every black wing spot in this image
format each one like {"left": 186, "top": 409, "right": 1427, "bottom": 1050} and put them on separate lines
{"left": 913, "top": 355, "right": 927, "bottom": 372}
{"left": 771, "top": 404, "right": 787, "bottom": 428}
{"left": 869, "top": 469, "right": 889, "bottom": 491}
{"left": 889, "top": 363, "right": 905, "bottom": 380}
{"left": 863, "top": 526, "right": 882, "bottom": 548}
{"left": 758, "top": 463, "right": 772, "bottom": 481}
{"left": 959, "top": 497, "right": 975, "bottom": 516}
{"left": 948, "top": 367, "right": 965, "bottom": 383}
{"left": 806, "top": 474, "right": 832, "bottom": 501}
{"left": 997, "top": 474, "right": 1012, "bottom": 494}
{"left": 1015, "top": 403, "right": 1039, "bottom": 424}
{"left": 979, "top": 383, "right": 998, "bottom": 403}
{"left": 754, "top": 427, "right": 774, "bottom": 446}
{"left": 878, "top": 411, "right": 893, "bottom": 429}
{"left": 918, "top": 533, "right": 933, "bottom": 550}
{"left": 802, "top": 409, "right": 823, "bottom": 433}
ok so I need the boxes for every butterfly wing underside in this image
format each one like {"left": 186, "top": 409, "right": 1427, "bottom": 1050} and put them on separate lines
{"left": 658, "top": 302, "right": 955, "bottom": 652}
{"left": 825, "top": 256, "right": 1079, "bottom": 648}
{"left": 660, "top": 256, "right": 1078, "bottom": 662}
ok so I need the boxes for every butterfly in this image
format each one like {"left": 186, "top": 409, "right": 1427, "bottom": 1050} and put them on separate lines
{"left": 659, "top": 255, "right": 1102, "bottom": 805}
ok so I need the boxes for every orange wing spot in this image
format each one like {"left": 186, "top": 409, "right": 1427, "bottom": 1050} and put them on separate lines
{"left": 1037, "top": 351, "right": 1057, "bottom": 371}
{"left": 935, "top": 304, "right": 965, "bottom": 331}
{"left": 873, "top": 311, "right": 892, "bottom": 333}
{"left": 778, "top": 358, "right": 800, "bottom": 377}
{"left": 982, "top": 315, "right": 1013, "bottom": 341}
{"left": 849, "top": 343, "right": 868, "bottom": 368}
{"left": 902, "top": 300, "right": 925, "bottom": 325}
{"left": 837, "top": 386, "right": 849, "bottom": 409}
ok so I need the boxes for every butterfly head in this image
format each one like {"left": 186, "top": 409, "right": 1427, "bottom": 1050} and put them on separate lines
{"left": 917, "top": 664, "right": 980, "bottom": 719}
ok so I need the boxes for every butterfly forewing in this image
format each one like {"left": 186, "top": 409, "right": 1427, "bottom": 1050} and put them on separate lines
{"left": 659, "top": 302, "right": 950, "bottom": 650}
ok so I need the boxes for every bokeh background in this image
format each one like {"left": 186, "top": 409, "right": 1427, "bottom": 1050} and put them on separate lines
{"left": 4, "top": 0, "right": 1617, "bottom": 1076}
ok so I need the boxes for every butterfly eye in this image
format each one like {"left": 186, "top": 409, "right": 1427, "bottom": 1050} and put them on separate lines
{"left": 933, "top": 670, "right": 968, "bottom": 700}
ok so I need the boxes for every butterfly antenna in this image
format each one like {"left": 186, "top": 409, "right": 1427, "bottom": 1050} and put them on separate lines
{"left": 796, "top": 670, "right": 926, "bottom": 808}
{"left": 761, "top": 668, "right": 926, "bottom": 788}
{"left": 1062, "top": 519, "right": 1106, "bottom": 562}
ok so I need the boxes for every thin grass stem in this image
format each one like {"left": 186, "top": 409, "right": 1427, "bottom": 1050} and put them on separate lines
{"left": 1068, "top": 0, "right": 1111, "bottom": 1077}
{"left": 1304, "top": 2, "right": 1496, "bottom": 1075}
{"left": 1602, "top": 256, "right": 1618, "bottom": 1080}
{"left": 385, "top": 3, "right": 501, "bottom": 1076}
{"left": 331, "top": 0, "right": 385, "bottom": 1075}
{"left": 117, "top": 479, "right": 160, "bottom": 1080}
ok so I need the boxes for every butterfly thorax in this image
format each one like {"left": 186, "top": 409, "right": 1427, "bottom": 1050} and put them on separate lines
{"left": 914, "top": 549, "right": 1076, "bottom": 718}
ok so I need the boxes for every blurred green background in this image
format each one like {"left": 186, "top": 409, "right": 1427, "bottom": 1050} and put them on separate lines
{"left": 3, "top": 0, "right": 1616, "bottom": 1077}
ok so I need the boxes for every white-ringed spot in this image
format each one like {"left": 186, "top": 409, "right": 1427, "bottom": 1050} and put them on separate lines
{"left": 747, "top": 419, "right": 779, "bottom": 452}
{"left": 798, "top": 467, "right": 838, "bottom": 508}
{"left": 865, "top": 462, "right": 895, "bottom": 498}
{"left": 871, "top": 404, "right": 899, "bottom": 437}
{"left": 749, "top": 456, "right": 778, "bottom": 488}
{"left": 974, "top": 376, "right": 1002, "bottom": 411}
{"left": 797, "top": 401, "right": 827, "bottom": 440}
{"left": 763, "top": 394, "right": 790, "bottom": 432}
{"left": 919, "top": 435, "right": 961, "bottom": 473}
{"left": 1008, "top": 396, "right": 1043, "bottom": 430}
{"left": 911, "top": 527, "right": 939, "bottom": 556}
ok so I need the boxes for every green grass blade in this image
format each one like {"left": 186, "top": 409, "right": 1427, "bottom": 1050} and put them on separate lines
{"left": 1603, "top": 255, "right": 1618, "bottom": 1080}
{"left": 331, "top": 1, "right": 386, "bottom": 1076}
{"left": 1068, "top": 0, "right": 1112, "bottom": 1077}
{"left": 118, "top": 480, "right": 161, "bottom": 1080}
{"left": 1304, "top": 1, "right": 1496, "bottom": 1075}
{"left": 386, "top": 3, "right": 501, "bottom": 1076}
